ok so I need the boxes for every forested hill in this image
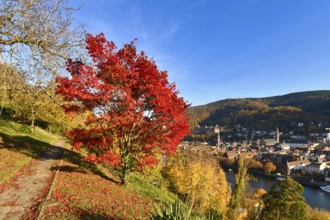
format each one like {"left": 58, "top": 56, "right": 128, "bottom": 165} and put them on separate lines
{"left": 187, "top": 90, "right": 330, "bottom": 132}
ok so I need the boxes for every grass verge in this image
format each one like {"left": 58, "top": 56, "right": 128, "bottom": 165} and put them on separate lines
{"left": 41, "top": 158, "right": 154, "bottom": 219}
{"left": 126, "top": 173, "right": 177, "bottom": 204}
{"left": 0, "top": 119, "right": 60, "bottom": 183}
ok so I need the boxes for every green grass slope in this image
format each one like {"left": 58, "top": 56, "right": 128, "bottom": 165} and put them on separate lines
{"left": 0, "top": 119, "right": 179, "bottom": 219}
{"left": 0, "top": 119, "right": 60, "bottom": 183}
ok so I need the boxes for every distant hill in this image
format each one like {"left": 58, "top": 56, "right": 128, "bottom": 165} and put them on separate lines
{"left": 187, "top": 90, "right": 330, "bottom": 133}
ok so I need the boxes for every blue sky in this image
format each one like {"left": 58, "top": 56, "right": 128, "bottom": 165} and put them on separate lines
{"left": 71, "top": 0, "right": 330, "bottom": 106}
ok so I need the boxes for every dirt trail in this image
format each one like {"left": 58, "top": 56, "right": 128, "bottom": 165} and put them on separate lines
{"left": 0, "top": 140, "right": 65, "bottom": 220}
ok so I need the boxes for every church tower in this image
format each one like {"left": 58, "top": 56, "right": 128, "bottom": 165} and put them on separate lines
{"left": 276, "top": 127, "right": 280, "bottom": 143}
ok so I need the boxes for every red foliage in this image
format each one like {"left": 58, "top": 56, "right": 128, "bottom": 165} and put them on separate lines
{"left": 41, "top": 161, "right": 153, "bottom": 219}
{"left": 56, "top": 33, "right": 190, "bottom": 182}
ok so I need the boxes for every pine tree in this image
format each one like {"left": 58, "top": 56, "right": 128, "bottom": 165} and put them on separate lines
{"left": 261, "top": 177, "right": 308, "bottom": 220}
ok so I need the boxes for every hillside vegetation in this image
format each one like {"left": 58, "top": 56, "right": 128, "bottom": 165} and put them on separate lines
{"left": 0, "top": 120, "right": 60, "bottom": 183}
{"left": 188, "top": 90, "right": 330, "bottom": 132}
{"left": 0, "top": 119, "right": 177, "bottom": 219}
{"left": 0, "top": 119, "right": 234, "bottom": 219}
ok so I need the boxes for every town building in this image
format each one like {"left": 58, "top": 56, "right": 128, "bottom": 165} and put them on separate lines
{"left": 304, "top": 162, "right": 328, "bottom": 174}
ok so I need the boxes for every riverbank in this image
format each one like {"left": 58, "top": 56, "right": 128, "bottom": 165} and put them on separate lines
{"left": 249, "top": 170, "right": 327, "bottom": 189}
{"left": 225, "top": 171, "right": 330, "bottom": 211}
{"left": 292, "top": 176, "right": 327, "bottom": 188}
{"left": 248, "top": 170, "right": 328, "bottom": 189}
{"left": 221, "top": 162, "right": 328, "bottom": 189}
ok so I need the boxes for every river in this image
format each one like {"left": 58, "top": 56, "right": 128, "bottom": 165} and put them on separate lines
{"left": 226, "top": 171, "right": 330, "bottom": 211}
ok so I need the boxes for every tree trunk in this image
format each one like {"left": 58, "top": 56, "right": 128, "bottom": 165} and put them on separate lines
{"left": 0, "top": 66, "right": 7, "bottom": 115}
{"left": 31, "top": 115, "right": 35, "bottom": 133}
{"left": 120, "top": 164, "right": 126, "bottom": 185}
{"left": 0, "top": 88, "right": 5, "bottom": 115}
{"left": 30, "top": 104, "right": 39, "bottom": 133}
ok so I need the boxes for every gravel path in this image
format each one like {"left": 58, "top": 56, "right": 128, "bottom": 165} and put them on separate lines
{"left": 0, "top": 140, "right": 65, "bottom": 220}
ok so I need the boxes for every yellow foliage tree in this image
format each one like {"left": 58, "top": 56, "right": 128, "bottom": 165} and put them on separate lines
{"left": 254, "top": 188, "right": 267, "bottom": 198}
{"left": 164, "top": 151, "right": 229, "bottom": 215}
{"left": 307, "top": 207, "right": 330, "bottom": 220}
{"left": 249, "top": 159, "right": 263, "bottom": 170}
{"left": 263, "top": 161, "right": 276, "bottom": 174}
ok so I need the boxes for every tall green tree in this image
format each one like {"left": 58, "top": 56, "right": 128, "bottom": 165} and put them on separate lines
{"left": 227, "top": 156, "right": 250, "bottom": 219}
{"left": 261, "top": 177, "right": 308, "bottom": 220}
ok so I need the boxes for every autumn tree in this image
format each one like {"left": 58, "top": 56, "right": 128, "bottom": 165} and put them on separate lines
{"left": 0, "top": 64, "right": 23, "bottom": 114}
{"left": 246, "top": 188, "right": 267, "bottom": 219}
{"left": 0, "top": 63, "right": 73, "bottom": 133}
{"left": 56, "top": 33, "right": 190, "bottom": 184}
{"left": 10, "top": 82, "right": 69, "bottom": 133}
{"left": 307, "top": 207, "right": 330, "bottom": 220}
{"left": 0, "top": 0, "right": 85, "bottom": 74}
{"left": 254, "top": 188, "right": 267, "bottom": 199}
{"left": 249, "top": 159, "right": 263, "bottom": 170}
{"left": 263, "top": 161, "right": 276, "bottom": 174}
{"left": 164, "top": 150, "right": 229, "bottom": 216}
{"left": 261, "top": 177, "right": 308, "bottom": 220}
{"left": 0, "top": 0, "right": 85, "bottom": 115}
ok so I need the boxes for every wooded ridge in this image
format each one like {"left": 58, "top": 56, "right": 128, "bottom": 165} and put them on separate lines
{"left": 187, "top": 90, "right": 330, "bottom": 132}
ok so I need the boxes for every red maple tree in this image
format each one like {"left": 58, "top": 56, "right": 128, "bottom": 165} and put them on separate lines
{"left": 56, "top": 33, "right": 190, "bottom": 184}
